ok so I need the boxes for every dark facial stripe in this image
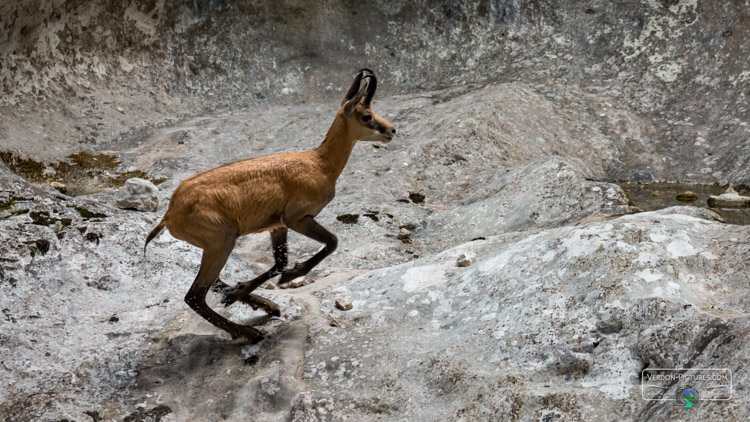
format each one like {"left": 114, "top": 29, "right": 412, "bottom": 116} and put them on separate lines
{"left": 366, "top": 119, "right": 385, "bottom": 133}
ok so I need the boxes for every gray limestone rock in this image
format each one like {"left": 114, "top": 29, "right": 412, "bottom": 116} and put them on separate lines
{"left": 306, "top": 211, "right": 750, "bottom": 421}
{"left": 653, "top": 206, "right": 725, "bottom": 223}
{"left": 115, "top": 178, "right": 159, "bottom": 212}
{"left": 425, "top": 157, "right": 633, "bottom": 247}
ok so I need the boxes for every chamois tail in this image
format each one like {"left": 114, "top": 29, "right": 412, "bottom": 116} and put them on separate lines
{"left": 144, "top": 220, "right": 166, "bottom": 255}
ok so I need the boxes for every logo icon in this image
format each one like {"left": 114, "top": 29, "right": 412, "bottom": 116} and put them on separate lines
{"left": 642, "top": 368, "right": 731, "bottom": 403}
{"left": 676, "top": 388, "right": 699, "bottom": 408}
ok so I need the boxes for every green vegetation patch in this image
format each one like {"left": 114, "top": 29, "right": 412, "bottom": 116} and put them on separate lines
{"left": 1, "top": 151, "right": 166, "bottom": 195}
{"left": 67, "top": 205, "right": 107, "bottom": 219}
{"left": 0, "top": 196, "right": 32, "bottom": 212}
{"left": 84, "top": 409, "right": 101, "bottom": 422}
{"left": 0, "top": 152, "right": 46, "bottom": 182}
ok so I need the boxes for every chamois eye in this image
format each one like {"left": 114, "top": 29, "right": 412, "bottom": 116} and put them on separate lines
{"left": 362, "top": 114, "right": 372, "bottom": 122}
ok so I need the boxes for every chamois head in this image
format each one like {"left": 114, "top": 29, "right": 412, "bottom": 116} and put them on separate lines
{"left": 340, "top": 69, "right": 396, "bottom": 143}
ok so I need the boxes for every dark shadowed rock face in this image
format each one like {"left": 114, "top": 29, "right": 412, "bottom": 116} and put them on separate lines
{"left": 1, "top": 0, "right": 750, "bottom": 184}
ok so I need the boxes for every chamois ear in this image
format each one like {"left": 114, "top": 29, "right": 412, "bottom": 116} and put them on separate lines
{"left": 343, "top": 84, "right": 367, "bottom": 117}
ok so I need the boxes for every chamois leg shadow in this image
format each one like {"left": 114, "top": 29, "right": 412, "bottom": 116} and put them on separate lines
{"left": 129, "top": 323, "right": 306, "bottom": 418}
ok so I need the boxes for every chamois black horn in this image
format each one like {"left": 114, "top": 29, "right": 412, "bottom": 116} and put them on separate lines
{"left": 363, "top": 73, "right": 377, "bottom": 106}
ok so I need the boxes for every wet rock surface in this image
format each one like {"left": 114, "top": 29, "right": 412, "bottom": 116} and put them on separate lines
{"left": 620, "top": 182, "right": 750, "bottom": 225}
{"left": 2, "top": 1, "right": 750, "bottom": 421}
{"left": 676, "top": 191, "right": 698, "bottom": 202}
{"left": 707, "top": 187, "right": 750, "bottom": 209}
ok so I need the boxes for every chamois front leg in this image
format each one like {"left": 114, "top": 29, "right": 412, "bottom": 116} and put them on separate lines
{"left": 185, "top": 239, "right": 264, "bottom": 342}
{"left": 220, "top": 228, "right": 288, "bottom": 308}
{"left": 278, "top": 215, "right": 338, "bottom": 289}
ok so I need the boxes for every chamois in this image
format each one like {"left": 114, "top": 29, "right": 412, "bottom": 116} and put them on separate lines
{"left": 145, "top": 69, "right": 396, "bottom": 342}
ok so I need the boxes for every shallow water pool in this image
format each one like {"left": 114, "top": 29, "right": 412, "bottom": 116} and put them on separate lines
{"left": 617, "top": 182, "right": 750, "bottom": 225}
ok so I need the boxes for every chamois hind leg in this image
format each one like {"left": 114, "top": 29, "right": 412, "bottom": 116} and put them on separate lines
{"left": 220, "top": 228, "right": 288, "bottom": 308}
{"left": 185, "top": 238, "right": 263, "bottom": 342}
{"left": 278, "top": 215, "right": 337, "bottom": 289}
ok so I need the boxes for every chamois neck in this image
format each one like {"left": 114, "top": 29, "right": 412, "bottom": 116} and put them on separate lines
{"left": 314, "top": 113, "right": 357, "bottom": 180}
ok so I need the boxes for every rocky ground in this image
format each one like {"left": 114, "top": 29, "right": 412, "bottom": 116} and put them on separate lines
{"left": 2, "top": 87, "right": 748, "bottom": 421}
{"left": 2, "top": 1, "right": 750, "bottom": 421}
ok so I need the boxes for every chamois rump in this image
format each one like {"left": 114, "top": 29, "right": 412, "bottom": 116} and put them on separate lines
{"left": 145, "top": 69, "right": 396, "bottom": 342}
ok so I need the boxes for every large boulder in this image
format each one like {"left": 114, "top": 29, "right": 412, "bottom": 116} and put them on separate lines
{"left": 424, "top": 157, "right": 633, "bottom": 247}
{"left": 305, "top": 209, "right": 748, "bottom": 421}
{"left": 115, "top": 178, "right": 159, "bottom": 212}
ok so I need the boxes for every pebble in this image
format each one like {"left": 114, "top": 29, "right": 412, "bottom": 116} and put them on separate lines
{"left": 398, "top": 228, "right": 412, "bottom": 244}
{"left": 335, "top": 298, "right": 353, "bottom": 311}
{"left": 303, "top": 276, "right": 316, "bottom": 286}
{"left": 50, "top": 181, "right": 67, "bottom": 194}
{"left": 456, "top": 253, "right": 474, "bottom": 267}
{"left": 288, "top": 279, "right": 305, "bottom": 288}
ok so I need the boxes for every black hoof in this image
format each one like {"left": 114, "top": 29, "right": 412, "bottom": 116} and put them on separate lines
{"left": 211, "top": 281, "right": 228, "bottom": 293}
{"left": 221, "top": 290, "right": 237, "bottom": 307}
{"left": 248, "top": 331, "right": 265, "bottom": 344}
{"left": 231, "top": 329, "right": 264, "bottom": 343}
